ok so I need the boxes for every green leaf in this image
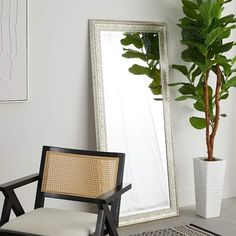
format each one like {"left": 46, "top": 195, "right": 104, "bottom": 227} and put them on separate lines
{"left": 182, "top": 48, "right": 205, "bottom": 64}
{"left": 183, "top": 6, "right": 198, "bottom": 19}
{"left": 196, "top": 63, "right": 209, "bottom": 73}
{"left": 222, "top": 0, "right": 232, "bottom": 5}
{"left": 149, "top": 80, "right": 162, "bottom": 95}
{"left": 216, "top": 56, "right": 231, "bottom": 76}
{"left": 220, "top": 92, "right": 229, "bottom": 100}
{"left": 149, "top": 68, "right": 160, "bottom": 80}
{"left": 196, "top": 0, "right": 202, "bottom": 6}
{"left": 218, "top": 14, "right": 236, "bottom": 26}
{"left": 182, "top": 0, "right": 198, "bottom": 9}
{"left": 205, "top": 27, "right": 231, "bottom": 47}
{"left": 168, "top": 82, "right": 189, "bottom": 87}
{"left": 195, "top": 83, "right": 213, "bottom": 98}
{"left": 172, "top": 64, "right": 189, "bottom": 76}
{"left": 181, "top": 40, "right": 208, "bottom": 54}
{"left": 154, "top": 98, "right": 163, "bottom": 101}
{"left": 189, "top": 64, "right": 196, "bottom": 73}
{"left": 192, "top": 67, "right": 202, "bottom": 78}
{"left": 199, "top": 1, "right": 220, "bottom": 27}
{"left": 232, "top": 56, "right": 236, "bottom": 65}
{"left": 194, "top": 101, "right": 205, "bottom": 112}
{"left": 208, "top": 85, "right": 213, "bottom": 98}
{"left": 223, "top": 76, "right": 236, "bottom": 90}
{"left": 178, "top": 84, "right": 196, "bottom": 95}
{"left": 122, "top": 49, "right": 147, "bottom": 61}
{"left": 178, "top": 17, "right": 202, "bottom": 34}
{"left": 128, "top": 64, "right": 150, "bottom": 76}
{"left": 175, "top": 95, "right": 197, "bottom": 101}
{"left": 213, "top": 41, "right": 234, "bottom": 54}
{"left": 189, "top": 117, "right": 206, "bottom": 129}
{"left": 143, "top": 33, "right": 160, "bottom": 60}
{"left": 217, "top": 0, "right": 224, "bottom": 5}
{"left": 181, "top": 28, "right": 204, "bottom": 44}
{"left": 220, "top": 113, "right": 227, "bottom": 117}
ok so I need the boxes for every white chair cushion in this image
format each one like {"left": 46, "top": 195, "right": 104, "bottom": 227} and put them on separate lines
{"left": 1, "top": 208, "right": 97, "bottom": 236}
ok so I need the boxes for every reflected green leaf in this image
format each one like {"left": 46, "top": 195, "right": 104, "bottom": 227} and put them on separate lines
{"left": 120, "top": 34, "right": 143, "bottom": 48}
{"left": 172, "top": 64, "right": 189, "bottom": 76}
{"left": 122, "top": 49, "right": 147, "bottom": 61}
{"left": 128, "top": 64, "right": 151, "bottom": 76}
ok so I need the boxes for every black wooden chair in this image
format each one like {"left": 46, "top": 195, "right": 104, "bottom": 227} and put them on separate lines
{"left": 0, "top": 146, "right": 131, "bottom": 236}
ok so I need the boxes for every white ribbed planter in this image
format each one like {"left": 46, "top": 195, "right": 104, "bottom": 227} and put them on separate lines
{"left": 193, "top": 157, "right": 226, "bottom": 218}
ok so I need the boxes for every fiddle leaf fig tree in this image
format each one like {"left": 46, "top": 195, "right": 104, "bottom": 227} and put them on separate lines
{"left": 171, "top": 0, "right": 236, "bottom": 161}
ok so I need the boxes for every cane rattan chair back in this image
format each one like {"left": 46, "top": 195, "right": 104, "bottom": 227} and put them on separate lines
{"left": 41, "top": 149, "right": 120, "bottom": 198}
{"left": 35, "top": 146, "right": 125, "bottom": 208}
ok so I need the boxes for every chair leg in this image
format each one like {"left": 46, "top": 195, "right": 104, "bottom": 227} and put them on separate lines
{"left": 0, "top": 197, "right": 12, "bottom": 226}
{"left": 103, "top": 204, "right": 119, "bottom": 236}
{"left": 111, "top": 198, "right": 121, "bottom": 227}
{"left": 94, "top": 208, "right": 106, "bottom": 236}
{"left": 5, "top": 189, "right": 25, "bottom": 217}
{"left": 1, "top": 188, "right": 25, "bottom": 220}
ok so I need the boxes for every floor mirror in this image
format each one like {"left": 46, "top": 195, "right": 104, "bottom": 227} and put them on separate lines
{"left": 89, "top": 19, "right": 178, "bottom": 226}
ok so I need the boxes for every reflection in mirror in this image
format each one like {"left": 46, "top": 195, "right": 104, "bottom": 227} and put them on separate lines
{"left": 89, "top": 20, "right": 178, "bottom": 226}
{"left": 120, "top": 32, "right": 162, "bottom": 97}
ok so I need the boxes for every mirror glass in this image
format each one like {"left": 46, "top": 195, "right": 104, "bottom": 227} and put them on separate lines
{"left": 89, "top": 20, "right": 178, "bottom": 226}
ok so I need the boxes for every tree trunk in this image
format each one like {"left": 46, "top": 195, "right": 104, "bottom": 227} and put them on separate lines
{"left": 209, "top": 64, "right": 221, "bottom": 161}
{"left": 204, "top": 70, "right": 212, "bottom": 160}
{"left": 204, "top": 65, "right": 221, "bottom": 161}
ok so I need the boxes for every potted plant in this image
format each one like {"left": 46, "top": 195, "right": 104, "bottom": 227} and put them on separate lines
{"left": 171, "top": 0, "right": 236, "bottom": 218}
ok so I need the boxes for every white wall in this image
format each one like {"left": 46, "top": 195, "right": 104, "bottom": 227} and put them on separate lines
{"left": 0, "top": 0, "right": 236, "bottom": 214}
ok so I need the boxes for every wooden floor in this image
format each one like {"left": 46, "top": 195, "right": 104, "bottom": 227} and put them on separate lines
{"left": 118, "top": 198, "right": 236, "bottom": 236}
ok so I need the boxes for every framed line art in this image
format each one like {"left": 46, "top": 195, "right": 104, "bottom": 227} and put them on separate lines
{"left": 0, "top": 0, "right": 28, "bottom": 102}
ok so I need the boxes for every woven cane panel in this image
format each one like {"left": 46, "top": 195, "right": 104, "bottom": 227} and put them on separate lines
{"left": 41, "top": 151, "right": 119, "bottom": 198}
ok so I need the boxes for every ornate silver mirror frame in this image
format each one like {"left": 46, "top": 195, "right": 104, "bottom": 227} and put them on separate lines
{"left": 89, "top": 19, "right": 178, "bottom": 226}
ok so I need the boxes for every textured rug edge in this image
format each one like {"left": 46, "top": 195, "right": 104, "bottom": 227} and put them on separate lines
{"left": 189, "top": 224, "right": 222, "bottom": 236}
{"left": 128, "top": 224, "right": 221, "bottom": 236}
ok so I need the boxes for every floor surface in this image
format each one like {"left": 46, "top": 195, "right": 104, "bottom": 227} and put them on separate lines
{"left": 118, "top": 198, "right": 236, "bottom": 236}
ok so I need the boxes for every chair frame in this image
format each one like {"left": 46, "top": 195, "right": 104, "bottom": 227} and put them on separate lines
{"left": 0, "top": 146, "right": 131, "bottom": 236}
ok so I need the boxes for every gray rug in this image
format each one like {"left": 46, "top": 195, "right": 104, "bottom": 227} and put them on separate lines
{"left": 129, "top": 224, "right": 221, "bottom": 236}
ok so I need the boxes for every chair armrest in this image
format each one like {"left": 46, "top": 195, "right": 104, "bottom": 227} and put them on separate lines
{"left": 97, "top": 183, "right": 132, "bottom": 204}
{"left": 0, "top": 173, "right": 39, "bottom": 191}
{"left": 0, "top": 174, "right": 39, "bottom": 226}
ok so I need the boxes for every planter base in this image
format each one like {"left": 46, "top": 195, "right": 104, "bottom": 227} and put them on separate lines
{"left": 193, "top": 157, "right": 226, "bottom": 218}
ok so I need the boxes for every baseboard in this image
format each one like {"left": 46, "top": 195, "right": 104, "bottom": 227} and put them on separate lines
{"left": 222, "top": 180, "right": 236, "bottom": 199}
{"left": 178, "top": 180, "right": 236, "bottom": 207}
{"left": 177, "top": 188, "right": 195, "bottom": 207}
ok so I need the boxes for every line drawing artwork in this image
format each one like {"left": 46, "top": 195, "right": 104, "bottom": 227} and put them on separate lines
{"left": 0, "top": 0, "right": 18, "bottom": 83}
{"left": 0, "top": 0, "right": 27, "bottom": 102}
